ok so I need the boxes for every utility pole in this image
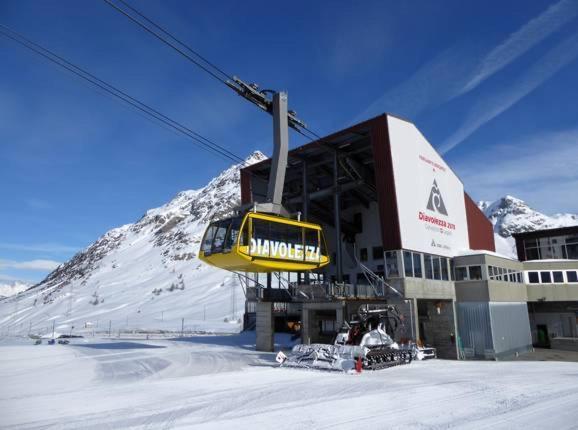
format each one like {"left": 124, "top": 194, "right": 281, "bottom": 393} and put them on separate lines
{"left": 51, "top": 320, "right": 55, "bottom": 340}
{"left": 181, "top": 318, "right": 184, "bottom": 337}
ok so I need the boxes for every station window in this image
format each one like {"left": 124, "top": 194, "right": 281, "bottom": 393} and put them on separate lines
{"left": 552, "top": 271, "right": 564, "bottom": 283}
{"left": 441, "top": 258, "right": 449, "bottom": 281}
{"left": 413, "top": 253, "right": 423, "bottom": 278}
{"left": 567, "top": 238, "right": 578, "bottom": 259}
{"left": 454, "top": 266, "right": 468, "bottom": 281}
{"left": 359, "top": 248, "right": 368, "bottom": 262}
{"left": 373, "top": 246, "right": 384, "bottom": 260}
{"left": 509, "top": 271, "right": 515, "bottom": 283}
{"left": 433, "top": 257, "right": 441, "bottom": 280}
{"left": 525, "top": 247, "right": 541, "bottom": 260}
{"left": 567, "top": 271, "right": 578, "bottom": 283}
{"left": 385, "top": 251, "right": 399, "bottom": 277}
{"left": 489, "top": 266, "right": 494, "bottom": 277}
{"left": 424, "top": 255, "right": 434, "bottom": 279}
{"left": 357, "top": 273, "right": 368, "bottom": 285}
{"left": 516, "top": 272, "right": 522, "bottom": 283}
{"left": 469, "top": 266, "right": 483, "bottom": 280}
{"left": 528, "top": 272, "right": 540, "bottom": 284}
{"left": 353, "top": 213, "right": 363, "bottom": 232}
{"left": 403, "top": 251, "right": 413, "bottom": 277}
{"left": 540, "top": 271, "right": 552, "bottom": 283}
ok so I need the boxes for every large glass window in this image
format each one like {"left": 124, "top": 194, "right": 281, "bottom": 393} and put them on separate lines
{"left": 373, "top": 246, "right": 384, "bottom": 260}
{"left": 469, "top": 266, "right": 483, "bottom": 280}
{"left": 360, "top": 248, "right": 368, "bottom": 262}
{"left": 413, "top": 253, "right": 423, "bottom": 278}
{"left": 528, "top": 272, "right": 540, "bottom": 283}
{"left": 403, "top": 251, "right": 413, "bottom": 277}
{"left": 212, "top": 219, "right": 230, "bottom": 253}
{"left": 540, "top": 271, "right": 552, "bottom": 283}
{"left": 567, "top": 238, "right": 578, "bottom": 259}
{"left": 567, "top": 270, "right": 578, "bottom": 283}
{"left": 224, "top": 217, "right": 242, "bottom": 251}
{"left": 552, "top": 271, "right": 564, "bottom": 283}
{"left": 441, "top": 258, "right": 449, "bottom": 281}
{"left": 525, "top": 247, "right": 540, "bottom": 260}
{"left": 201, "top": 223, "right": 218, "bottom": 254}
{"left": 424, "top": 255, "right": 433, "bottom": 279}
{"left": 433, "top": 257, "right": 441, "bottom": 280}
{"left": 385, "top": 251, "right": 399, "bottom": 277}
{"left": 455, "top": 266, "right": 468, "bottom": 281}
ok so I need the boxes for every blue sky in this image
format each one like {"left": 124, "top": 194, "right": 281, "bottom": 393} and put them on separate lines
{"left": 2, "top": 0, "right": 578, "bottom": 283}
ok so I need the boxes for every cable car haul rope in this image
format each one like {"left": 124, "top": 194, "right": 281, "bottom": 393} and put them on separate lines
{"left": 199, "top": 212, "right": 329, "bottom": 273}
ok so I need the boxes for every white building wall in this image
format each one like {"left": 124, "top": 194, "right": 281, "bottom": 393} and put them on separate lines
{"left": 387, "top": 116, "right": 469, "bottom": 257}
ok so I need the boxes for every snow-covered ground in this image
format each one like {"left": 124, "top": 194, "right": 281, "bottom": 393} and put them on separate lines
{"left": 2, "top": 334, "right": 578, "bottom": 429}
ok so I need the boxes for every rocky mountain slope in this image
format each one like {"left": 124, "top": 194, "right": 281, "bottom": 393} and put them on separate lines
{"left": 0, "top": 151, "right": 266, "bottom": 336}
{"left": 478, "top": 195, "right": 578, "bottom": 258}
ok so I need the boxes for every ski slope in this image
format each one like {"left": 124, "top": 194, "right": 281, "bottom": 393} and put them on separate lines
{"left": 0, "top": 152, "right": 266, "bottom": 338}
{"left": 1, "top": 334, "right": 577, "bottom": 429}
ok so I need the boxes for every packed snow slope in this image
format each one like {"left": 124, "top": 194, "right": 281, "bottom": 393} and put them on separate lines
{"left": 478, "top": 195, "right": 578, "bottom": 258}
{"left": 1, "top": 336, "right": 578, "bottom": 429}
{"left": 0, "top": 152, "right": 266, "bottom": 336}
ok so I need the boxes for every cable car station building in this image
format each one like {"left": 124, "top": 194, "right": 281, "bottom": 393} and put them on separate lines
{"left": 240, "top": 114, "right": 578, "bottom": 359}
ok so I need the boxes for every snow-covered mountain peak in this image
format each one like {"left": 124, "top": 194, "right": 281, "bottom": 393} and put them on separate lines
{"left": 0, "top": 152, "right": 267, "bottom": 335}
{"left": 478, "top": 196, "right": 578, "bottom": 257}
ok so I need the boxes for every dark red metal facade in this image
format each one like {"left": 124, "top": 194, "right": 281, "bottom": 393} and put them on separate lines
{"left": 464, "top": 193, "right": 495, "bottom": 252}
{"left": 240, "top": 169, "right": 252, "bottom": 205}
{"left": 370, "top": 115, "right": 403, "bottom": 250}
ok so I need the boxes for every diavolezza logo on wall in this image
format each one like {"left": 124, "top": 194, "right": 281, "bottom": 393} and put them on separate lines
{"left": 418, "top": 179, "right": 456, "bottom": 231}
{"left": 250, "top": 238, "right": 320, "bottom": 262}
{"left": 426, "top": 179, "right": 448, "bottom": 215}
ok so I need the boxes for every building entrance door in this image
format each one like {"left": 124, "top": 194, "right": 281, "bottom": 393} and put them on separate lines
{"left": 536, "top": 324, "right": 550, "bottom": 348}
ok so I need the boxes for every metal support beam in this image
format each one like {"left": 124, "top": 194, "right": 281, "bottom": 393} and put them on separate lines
{"left": 301, "top": 160, "right": 309, "bottom": 221}
{"left": 302, "top": 161, "right": 310, "bottom": 284}
{"left": 286, "top": 179, "right": 365, "bottom": 205}
{"left": 333, "top": 151, "right": 343, "bottom": 283}
{"left": 266, "top": 92, "right": 289, "bottom": 212}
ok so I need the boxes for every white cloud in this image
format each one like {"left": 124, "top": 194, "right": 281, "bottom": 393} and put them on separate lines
{"left": 0, "top": 259, "right": 61, "bottom": 271}
{"left": 461, "top": 0, "right": 578, "bottom": 94}
{"left": 351, "top": 45, "right": 476, "bottom": 123}
{"left": 0, "top": 273, "right": 30, "bottom": 283}
{"left": 0, "top": 243, "right": 79, "bottom": 254}
{"left": 353, "top": 0, "right": 578, "bottom": 124}
{"left": 440, "top": 31, "right": 578, "bottom": 154}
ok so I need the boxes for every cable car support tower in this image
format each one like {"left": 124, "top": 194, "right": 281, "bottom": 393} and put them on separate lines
{"left": 223, "top": 77, "right": 317, "bottom": 351}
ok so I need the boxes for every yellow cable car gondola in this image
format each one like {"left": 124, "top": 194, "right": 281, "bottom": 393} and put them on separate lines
{"left": 199, "top": 211, "right": 329, "bottom": 273}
